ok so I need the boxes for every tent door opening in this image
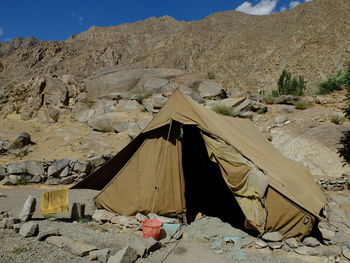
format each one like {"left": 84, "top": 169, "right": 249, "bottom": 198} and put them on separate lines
{"left": 181, "top": 125, "right": 246, "bottom": 227}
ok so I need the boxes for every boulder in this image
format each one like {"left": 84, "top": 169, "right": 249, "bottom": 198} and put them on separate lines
{"left": 274, "top": 95, "right": 300, "bottom": 105}
{"left": 9, "top": 132, "right": 33, "bottom": 149}
{"left": 262, "top": 232, "right": 283, "bottom": 242}
{"left": 303, "top": 237, "right": 320, "bottom": 247}
{"left": 107, "top": 246, "right": 137, "bottom": 263}
{"left": 46, "top": 236, "right": 73, "bottom": 248}
{"left": 43, "top": 77, "right": 69, "bottom": 106}
{"left": 37, "top": 228, "right": 60, "bottom": 241}
{"left": 63, "top": 241, "right": 97, "bottom": 257}
{"left": 318, "top": 222, "right": 337, "bottom": 241}
{"left": 60, "top": 176, "right": 75, "bottom": 185}
{"left": 58, "top": 166, "right": 70, "bottom": 178}
{"left": 92, "top": 209, "right": 116, "bottom": 222}
{"left": 47, "top": 159, "right": 70, "bottom": 177}
{"left": 196, "top": 80, "right": 222, "bottom": 98}
{"left": 73, "top": 161, "right": 90, "bottom": 173}
{"left": 88, "top": 155, "right": 106, "bottom": 169}
{"left": 7, "top": 162, "right": 26, "bottom": 174}
{"left": 294, "top": 246, "right": 319, "bottom": 256}
{"left": 88, "top": 112, "right": 129, "bottom": 132}
{"left": 19, "top": 222, "right": 39, "bottom": 237}
{"left": 18, "top": 195, "right": 36, "bottom": 222}
{"left": 25, "top": 160, "right": 44, "bottom": 176}
{"left": 285, "top": 238, "right": 299, "bottom": 248}
{"left": 131, "top": 237, "right": 160, "bottom": 257}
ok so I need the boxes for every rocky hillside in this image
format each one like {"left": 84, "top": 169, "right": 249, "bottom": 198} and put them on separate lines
{"left": 0, "top": 0, "right": 350, "bottom": 99}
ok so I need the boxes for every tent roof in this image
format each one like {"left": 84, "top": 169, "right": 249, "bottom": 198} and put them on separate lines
{"left": 141, "top": 89, "right": 326, "bottom": 217}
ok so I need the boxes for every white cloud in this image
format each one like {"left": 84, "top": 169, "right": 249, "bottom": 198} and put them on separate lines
{"left": 289, "top": 1, "right": 300, "bottom": 8}
{"left": 235, "top": 0, "right": 278, "bottom": 15}
{"left": 0, "top": 26, "right": 4, "bottom": 36}
{"left": 305, "top": 0, "right": 312, "bottom": 2}
{"left": 280, "top": 6, "right": 287, "bottom": 11}
{"left": 71, "top": 12, "right": 83, "bottom": 24}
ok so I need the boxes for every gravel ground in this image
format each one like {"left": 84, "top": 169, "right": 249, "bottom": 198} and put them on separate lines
{"left": 0, "top": 186, "right": 339, "bottom": 263}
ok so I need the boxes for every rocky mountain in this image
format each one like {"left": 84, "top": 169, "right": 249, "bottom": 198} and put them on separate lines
{"left": 0, "top": 0, "right": 350, "bottom": 99}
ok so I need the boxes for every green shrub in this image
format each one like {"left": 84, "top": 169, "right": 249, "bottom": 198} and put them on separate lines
{"left": 16, "top": 176, "right": 30, "bottom": 185}
{"left": 294, "top": 100, "right": 309, "bottom": 110}
{"left": 271, "top": 90, "right": 279, "bottom": 97}
{"left": 317, "top": 67, "right": 350, "bottom": 95}
{"left": 207, "top": 71, "right": 216, "bottom": 80}
{"left": 277, "top": 69, "right": 306, "bottom": 96}
{"left": 343, "top": 89, "right": 350, "bottom": 119}
{"left": 330, "top": 113, "right": 345, "bottom": 125}
{"left": 212, "top": 104, "right": 234, "bottom": 116}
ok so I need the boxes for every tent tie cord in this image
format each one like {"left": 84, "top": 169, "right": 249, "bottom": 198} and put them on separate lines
{"left": 151, "top": 119, "right": 173, "bottom": 213}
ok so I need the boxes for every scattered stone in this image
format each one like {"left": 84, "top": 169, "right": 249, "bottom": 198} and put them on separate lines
{"left": 268, "top": 242, "right": 284, "bottom": 249}
{"left": 303, "top": 237, "right": 320, "bottom": 247}
{"left": 135, "top": 213, "right": 148, "bottom": 222}
{"left": 46, "top": 236, "right": 73, "bottom": 248}
{"left": 25, "top": 160, "right": 45, "bottom": 176}
{"left": 60, "top": 175, "right": 75, "bottom": 185}
{"left": 19, "top": 221, "right": 39, "bottom": 237}
{"left": 92, "top": 209, "right": 116, "bottom": 222}
{"left": 9, "top": 132, "right": 33, "bottom": 149}
{"left": 294, "top": 246, "right": 319, "bottom": 256}
{"left": 107, "top": 246, "right": 137, "bottom": 263}
{"left": 110, "top": 215, "right": 138, "bottom": 227}
{"left": 30, "top": 175, "right": 42, "bottom": 183}
{"left": 37, "top": 228, "right": 60, "bottom": 241}
{"left": 148, "top": 213, "right": 178, "bottom": 224}
{"left": 45, "top": 177, "right": 61, "bottom": 185}
{"left": 59, "top": 166, "right": 70, "bottom": 178}
{"left": 285, "top": 238, "right": 299, "bottom": 248}
{"left": 262, "top": 232, "right": 283, "bottom": 242}
{"left": 318, "top": 222, "right": 337, "bottom": 241}
{"left": 88, "top": 155, "right": 106, "bottom": 169}
{"left": 131, "top": 237, "right": 160, "bottom": 257}
{"left": 254, "top": 239, "right": 268, "bottom": 249}
{"left": 47, "top": 159, "right": 70, "bottom": 177}
{"left": 73, "top": 161, "right": 90, "bottom": 173}
{"left": 63, "top": 241, "right": 98, "bottom": 257}
{"left": 13, "top": 223, "right": 22, "bottom": 232}
{"left": 18, "top": 195, "right": 36, "bottom": 222}
{"left": 7, "top": 162, "right": 26, "bottom": 174}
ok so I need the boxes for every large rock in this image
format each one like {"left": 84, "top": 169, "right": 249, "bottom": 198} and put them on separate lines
{"left": 72, "top": 102, "right": 94, "bottom": 123}
{"left": 303, "top": 237, "right": 320, "bottom": 247}
{"left": 318, "top": 222, "right": 337, "bottom": 241}
{"left": 9, "top": 132, "right": 33, "bottom": 149}
{"left": 46, "top": 236, "right": 73, "bottom": 248}
{"left": 262, "top": 232, "right": 283, "bottom": 242}
{"left": 107, "top": 246, "right": 137, "bottom": 263}
{"left": 92, "top": 209, "right": 116, "bottom": 222}
{"left": 131, "top": 237, "right": 160, "bottom": 257}
{"left": 47, "top": 159, "right": 70, "bottom": 177}
{"left": 294, "top": 246, "right": 319, "bottom": 256}
{"left": 73, "top": 161, "right": 91, "bottom": 173}
{"left": 88, "top": 112, "right": 129, "bottom": 132}
{"left": 25, "top": 160, "right": 45, "bottom": 176}
{"left": 7, "top": 162, "right": 26, "bottom": 174}
{"left": 43, "top": 77, "right": 69, "bottom": 106}
{"left": 37, "top": 228, "right": 60, "bottom": 241}
{"left": 196, "top": 80, "right": 222, "bottom": 98}
{"left": 19, "top": 222, "right": 39, "bottom": 237}
{"left": 63, "top": 241, "right": 97, "bottom": 257}
{"left": 271, "top": 122, "right": 350, "bottom": 177}
{"left": 18, "top": 195, "right": 36, "bottom": 222}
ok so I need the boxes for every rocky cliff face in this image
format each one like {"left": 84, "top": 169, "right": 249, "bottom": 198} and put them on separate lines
{"left": 0, "top": 0, "right": 350, "bottom": 99}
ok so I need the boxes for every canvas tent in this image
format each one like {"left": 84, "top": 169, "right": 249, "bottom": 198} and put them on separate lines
{"left": 73, "top": 89, "right": 326, "bottom": 239}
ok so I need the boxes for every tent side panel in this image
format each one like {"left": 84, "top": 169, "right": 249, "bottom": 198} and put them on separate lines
{"left": 265, "top": 187, "right": 315, "bottom": 240}
{"left": 94, "top": 125, "right": 185, "bottom": 216}
{"left": 72, "top": 134, "right": 146, "bottom": 190}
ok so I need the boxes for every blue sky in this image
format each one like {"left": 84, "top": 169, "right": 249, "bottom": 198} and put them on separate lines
{"left": 0, "top": 0, "right": 312, "bottom": 41}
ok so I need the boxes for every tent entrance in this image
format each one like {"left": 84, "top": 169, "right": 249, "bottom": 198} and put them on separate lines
{"left": 181, "top": 125, "right": 245, "bottom": 227}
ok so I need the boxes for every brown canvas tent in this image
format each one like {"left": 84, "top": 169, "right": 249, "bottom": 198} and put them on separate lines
{"left": 73, "top": 89, "right": 326, "bottom": 239}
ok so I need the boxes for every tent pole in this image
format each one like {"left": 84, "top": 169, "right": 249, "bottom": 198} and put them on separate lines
{"left": 151, "top": 119, "right": 173, "bottom": 213}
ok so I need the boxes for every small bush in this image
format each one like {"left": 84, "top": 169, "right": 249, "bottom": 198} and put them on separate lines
{"left": 271, "top": 90, "right": 279, "bottom": 97}
{"left": 330, "top": 113, "right": 345, "bottom": 125}
{"left": 212, "top": 104, "right": 234, "bottom": 116}
{"left": 343, "top": 90, "right": 350, "bottom": 119}
{"left": 294, "top": 100, "right": 309, "bottom": 110}
{"left": 207, "top": 71, "right": 216, "bottom": 80}
{"left": 16, "top": 176, "right": 30, "bottom": 185}
{"left": 317, "top": 67, "right": 350, "bottom": 95}
{"left": 264, "top": 95, "right": 276, "bottom": 105}
{"left": 277, "top": 69, "right": 306, "bottom": 96}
